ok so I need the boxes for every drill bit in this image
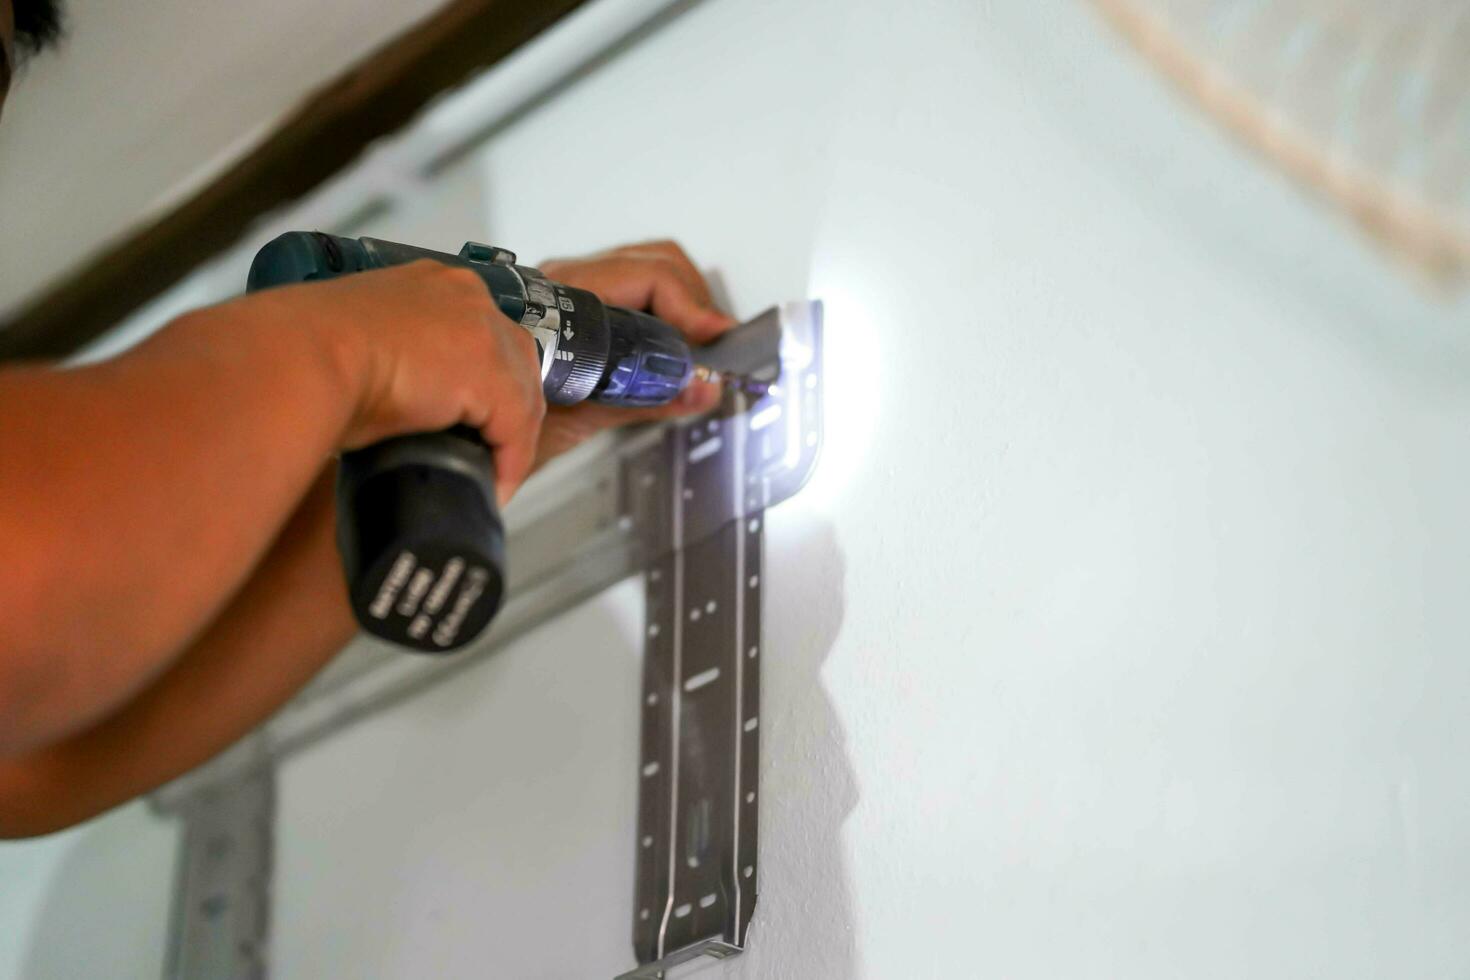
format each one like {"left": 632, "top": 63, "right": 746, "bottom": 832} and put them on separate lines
{"left": 690, "top": 306, "right": 783, "bottom": 400}
{"left": 693, "top": 365, "right": 771, "bottom": 397}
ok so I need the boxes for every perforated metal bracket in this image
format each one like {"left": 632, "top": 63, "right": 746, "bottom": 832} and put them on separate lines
{"left": 619, "top": 301, "right": 822, "bottom": 977}
{"left": 157, "top": 744, "right": 275, "bottom": 980}
{"left": 151, "top": 301, "right": 821, "bottom": 980}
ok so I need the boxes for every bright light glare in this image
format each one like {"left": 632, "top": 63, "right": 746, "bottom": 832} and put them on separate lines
{"left": 778, "top": 317, "right": 815, "bottom": 372}
{"left": 797, "top": 261, "right": 882, "bottom": 512}
{"left": 749, "top": 403, "right": 784, "bottom": 431}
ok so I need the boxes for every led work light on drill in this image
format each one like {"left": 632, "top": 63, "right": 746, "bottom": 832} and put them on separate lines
{"left": 247, "top": 232, "right": 701, "bottom": 653}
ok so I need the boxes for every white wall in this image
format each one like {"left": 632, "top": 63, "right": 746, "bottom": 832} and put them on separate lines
{"left": 271, "top": 0, "right": 1470, "bottom": 977}
{"left": 0, "top": 802, "right": 175, "bottom": 979}
{"left": 6, "top": 0, "right": 1470, "bottom": 977}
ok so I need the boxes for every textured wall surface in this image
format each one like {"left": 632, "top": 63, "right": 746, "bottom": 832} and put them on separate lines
{"left": 275, "top": 0, "right": 1470, "bottom": 977}
{"left": 0, "top": 803, "right": 174, "bottom": 979}
{"left": 4, "top": 0, "right": 1470, "bottom": 977}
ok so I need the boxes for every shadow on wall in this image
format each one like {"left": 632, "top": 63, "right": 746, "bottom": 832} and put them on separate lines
{"left": 699, "top": 516, "right": 859, "bottom": 980}
{"left": 16, "top": 521, "right": 855, "bottom": 980}
{"left": 20, "top": 802, "right": 174, "bottom": 979}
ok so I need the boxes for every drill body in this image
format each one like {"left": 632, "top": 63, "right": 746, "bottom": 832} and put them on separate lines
{"left": 247, "top": 232, "right": 699, "bottom": 652}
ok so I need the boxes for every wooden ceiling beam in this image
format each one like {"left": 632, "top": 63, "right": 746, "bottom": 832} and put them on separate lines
{"left": 0, "top": 0, "right": 591, "bottom": 360}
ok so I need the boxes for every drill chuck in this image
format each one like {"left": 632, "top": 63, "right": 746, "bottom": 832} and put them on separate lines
{"left": 247, "top": 232, "right": 699, "bottom": 652}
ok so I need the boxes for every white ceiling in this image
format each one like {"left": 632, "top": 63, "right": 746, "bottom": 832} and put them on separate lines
{"left": 0, "top": 0, "right": 452, "bottom": 317}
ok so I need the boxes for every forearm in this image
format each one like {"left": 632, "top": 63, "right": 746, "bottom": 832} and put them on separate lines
{"left": 0, "top": 469, "right": 355, "bottom": 838}
{"left": 0, "top": 293, "right": 359, "bottom": 750}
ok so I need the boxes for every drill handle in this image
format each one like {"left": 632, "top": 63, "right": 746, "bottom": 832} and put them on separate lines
{"left": 247, "top": 232, "right": 507, "bottom": 653}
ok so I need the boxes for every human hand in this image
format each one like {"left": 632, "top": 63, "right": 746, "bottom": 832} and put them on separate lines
{"left": 255, "top": 260, "right": 545, "bottom": 503}
{"left": 534, "top": 240, "right": 736, "bottom": 466}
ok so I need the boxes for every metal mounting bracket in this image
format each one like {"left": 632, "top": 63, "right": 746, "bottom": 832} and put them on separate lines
{"left": 159, "top": 746, "right": 275, "bottom": 980}
{"left": 152, "top": 301, "right": 822, "bottom": 979}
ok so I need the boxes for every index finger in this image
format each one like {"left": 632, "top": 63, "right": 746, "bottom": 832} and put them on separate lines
{"left": 480, "top": 323, "right": 547, "bottom": 505}
{"left": 612, "top": 240, "right": 717, "bottom": 309}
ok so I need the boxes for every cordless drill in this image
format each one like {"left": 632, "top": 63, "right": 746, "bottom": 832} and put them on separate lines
{"left": 247, "top": 232, "right": 712, "bottom": 653}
